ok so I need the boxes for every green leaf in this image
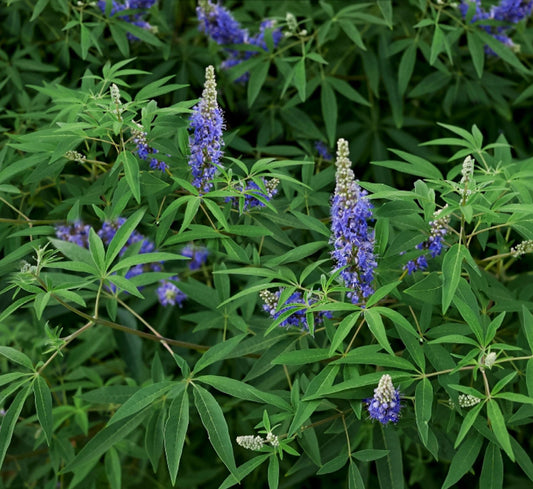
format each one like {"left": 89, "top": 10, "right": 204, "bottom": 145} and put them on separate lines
{"left": 321, "top": 80, "right": 337, "bottom": 146}
{"left": 375, "top": 425, "right": 404, "bottom": 489}
{"left": 511, "top": 437, "right": 533, "bottom": 483}
{"left": 527, "top": 359, "right": 533, "bottom": 397}
{"left": 63, "top": 409, "right": 147, "bottom": 472}
{"left": 293, "top": 59, "right": 306, "bottom": 102}
{"left": 104, "top": 447, "right": 122, "bottom": 489}
{"left": 193, "top": 385, "right": 238, "bottom": 478}
{"left": 398, "top": 43, "right": 416, "bottom": 96}
{"left": 329, "top": 311, "right": 361, "bottom": 355}
{"left": 352, "top": 449, "right": 389, "bottom": 462}
{"left": 193, "top": 335, "right": 245, "bottom": 374}
{"left": 442, "top": 244, "right": 465, "bottom": 314}
{"left": 429, "top": 25, "right": 444, "bottom": 65}
{"left": 164, "top": 388, "right": 189, "bottom": 485}
{"left": 521, "top": 305, "right": 533, "bottom": 353}
{"left": 0, "top": 385, "right": 31, "bottom": 468}
{"left": 0, "top": 346, "right": 34, "bottom": 370}
{"left": 327, "top": 77, "right": 370, "bottom": 106}
{"left": 33, "top": 375, "right": 53, "bottom": 445}
{"left": 264, "top": 241, "right": 328, "bottom": 267}
{"left": 415, "top": 378, "right": 432, "bottom": 447}
{"left": 88, "top": 228, "right": 106, "bottom": 272}
{"left": 467, "top": 31, "right": 485, "bottom": 78}
{"left": 204, "top": 198, "right": 229, "bottom": 231}
{"left": 272, "top": 348, "right": 331, "bottom": 366}
{"left": 145, "top": 407, "right": 165, "bottom": 472}
{"left": 108, "top": 381, "right": 175, "bottom": 425}
{"left": 377, "top": 0, "right": 393, "bottom": 28}
{"left": 480, "top": 443, "right": 503, "bottom": 489}
{"left": 454, "top": 402, "right": 483, "bottom": 448}
{"left": 218, "top": 455, "right": 269, "bottom": 489}
{"left": 348, "top": 459, "right": 365, "bottom": 489}
{"left": 487, "top": 400, "right": 514, "bottom": 461}
{"left": 120, "top": 152, "right": 141, "bottom": 203}
{"left": 106, "top": 208, "right": 146, "bottom": 267}
{"left": 332, "top": 346, "right": 416, "bottom": 371}
{"left": 364, "top": 309, "right": 394, "bottom": 354}
{"left": 30, "top": 0, "right": 50, "bottom": 21}
{"left": 339, "top": 19, "right": 365, "bottom": 50}
{"left": 196, "top": 375, "right": 290, "bottom": 410}
{"left": 248, "top": 59, "right": 270, "bottom": 106}
{"left": 268, "top": 455, "right": 279, "bottom": 489}
{"left": 80, "top": 24, "right": 91, "bottom": 59}
{"left": 442, "top": 432, "right": 483, "bottom": 489}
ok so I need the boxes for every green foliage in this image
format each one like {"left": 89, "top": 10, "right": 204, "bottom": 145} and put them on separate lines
{"left": 1, "top": 0, "right": 533, "bottom": 488}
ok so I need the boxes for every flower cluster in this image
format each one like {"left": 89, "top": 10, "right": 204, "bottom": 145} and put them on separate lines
{"left": 236, "top": 432, "right": 279, "bottom": 451}
{"left": 330, "top": 139, "right": 377, "bottom": 304}
{"left": 459, "top": 0, "right": 533, "bottom": 52}
{"left": 365, "top": 374, "right": 401, "bottom": 424}
{"left": 55, "top": 221, "right": 91, "bottom": 248}
{"left": 405, "top": 206, "right": 450, "bottom": 274}
{"left": 97, "top": 0, "right": 156, "bottom": 41}
{"left": 156, "top": 277, "right": 187, "bottom": 307}
{"left": 260, "top": 289, "right": 332, "bottom": 331}
{"left": 65, "top": 150, "right": 86, "bottom": 163}
{"left": 315, "top": 141, "right": 332, "bottom": 161}
{"left": 196, "top": 0, "right": 282, "bottom": 82}
{"left": 483, "top": 351, "right": 497, "bottom": 368}
{"left": 189, "top": 65, "right": 225, "bottom": 193}
{"left": 55, "top": 218, "right": 186, "bottom": 307}
{"left": 228, "top": 178, "right": 279, "bottom": 211}
{"left": 449, "top": 394, "right": 482, "bottom": 409}
{"left": 181, "top": 244, "right": 209, "bottom": 270}
{"left": 459, "top": 155, "right": 474, "bottom": 202}
{"left": 131, "top": 121, "right": 166, "bottom": 171}
{"left": 511, "top": 239, "right": 533, "bottom": 257}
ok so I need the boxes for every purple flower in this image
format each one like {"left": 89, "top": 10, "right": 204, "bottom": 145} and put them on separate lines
{"left": 227, "top": 178, "right": 279, "bottom": 211}
{"left": 260, "top": 289, "right": 332, "bottom": 331}
{"left": 97, "top": 0, "right": 156, "bottom": 41}
{"left": 365, "top": 374, "right": 401, "bottom": 425}
{"left": 157, "top": 277, "right": 187, "bottom": 307}
{"left": 197, "top": 0, "right": 248, "bottom": 46}
{"left": 132, "top": 122, "right": 167, "bottom": 172}
{"left": 55, "top": 221, "right": 92, "bottom": 248}
{"left": 189, "top": 65, "right": 225, "bottom": 193}
{"left": 181, "top": 244, "right": 209, "bottom": 270}
{"left": 459, "top": 0, "right": 533, "bottom": 53}
{"left": 197, "top": 0, "right": 281, "bottom": 81}
{"left": 330, "top": 139, "right": 376, "bottom": 304}
{"left": 405, "top": 207, "right": 449, "bottom": 274}
{"left": 315, "top": 141, "right": 332, "bottom": 161}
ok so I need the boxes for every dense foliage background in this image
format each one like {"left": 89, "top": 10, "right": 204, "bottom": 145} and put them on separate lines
{"left": 1, "top": 0, "right": 533, "bottom": 488}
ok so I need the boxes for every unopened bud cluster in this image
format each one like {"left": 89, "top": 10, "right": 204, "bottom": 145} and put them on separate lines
{"left": 236, "top": 432, "right": 278, "bottom": 451}
{"left": 511, "top": 240, "right": 533, "bottom": 257}
{"left": 459, "top": 155, "right": 474, "bottom": 201}
{"left": 449, "top": 394, "right": 481, "bottom": 409}
{"left": 110, "top": 83, "right": 121, "bottom": 106}
{"left": 285, "top": 12, "right": 307, "bottom": 37}
{"left": 65, "top": 151, "right": 86, "bottom": 162}
{"left": 483, "top": 352, "right": 497, "bottom": 369}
